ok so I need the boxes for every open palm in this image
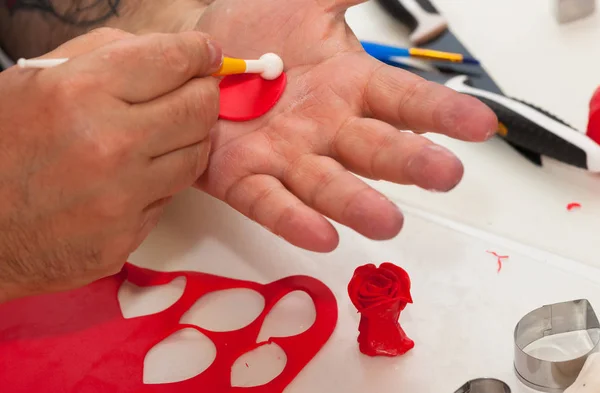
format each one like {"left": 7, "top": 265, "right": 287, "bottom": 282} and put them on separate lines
{"left": 187, "top": 0, "right": 497, "bottom": 252}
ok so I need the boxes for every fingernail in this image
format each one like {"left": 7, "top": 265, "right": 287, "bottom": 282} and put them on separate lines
{"left": 485, "top": 127, "right": 497, "bottom": 140}
{"left": 438, "top": 96, "right": 499, "bottom": 142}
{"left": 207, "top": 39, "right": 223, "bottom": 71}
{"left": 406, "top": 144, "right": 463, "bottom": 192}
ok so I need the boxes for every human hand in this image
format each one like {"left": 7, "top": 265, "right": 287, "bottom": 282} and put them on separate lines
{"left": 112, "top": 0, "right": 498, "bottom": 252}
{"left": 192, "top": 0, "right": 497, "bottom": 252}
{"left": 0, "top": 28, "right": 222, "bottom": 302}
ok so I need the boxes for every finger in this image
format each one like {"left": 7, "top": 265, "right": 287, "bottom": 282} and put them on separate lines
{"left": 364, "top": 64, "right": 498, "bottom": 141}
{"left": 282, "top": 154, "right": 404, "bottom": 240}
{"left": 39, "top": 27, "right": 133, "bottom": 59}
{"left": 332, "top": 117, "right": 463, "bottom": 191}
{"left": 146, "top": 140, "right": 211, "bottom": 200}
{"left": 48, "top": 31, "right": 223, "bottom": 103}
{"left": 222, "top": 174, "right": 339, "bottom": 252}
{"left": 131, "top": 77, "right": 219, "bottom": 157}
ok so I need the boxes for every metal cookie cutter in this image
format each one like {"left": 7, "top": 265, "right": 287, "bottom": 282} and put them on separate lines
{"left": 514, "top": 299, "right": 600, "bottom": 392}
{"left": 454, "top": 378, "right": 511, "bottom": 393}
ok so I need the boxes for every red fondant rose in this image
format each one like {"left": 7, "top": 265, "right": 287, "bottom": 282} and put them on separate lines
{"left": 588, "top": 87, "right": 600, "bottom": 144}
{"left": 348, "top": 263, "right": 414, "bottom": 357}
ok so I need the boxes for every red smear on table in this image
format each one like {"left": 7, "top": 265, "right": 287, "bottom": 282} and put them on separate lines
{"left": 347, "top": 263, "right": 414, "bottom": 357}
{"left": 567, "top": 202, "right": 582, "bottom": 211}
{"left": 245, "top": 363, "right": 249, "bottom": 368}
{"left": 487, "top": 251, "right": 509, "bottom": 273}
{"left": 0, "top": 263, "right": 337, "bottom": 393}
{"left": 219, "top": 73, "right": 286, "bottom": 122}
{"left": 587, "top": 87, "right": 600, "bottom": 145}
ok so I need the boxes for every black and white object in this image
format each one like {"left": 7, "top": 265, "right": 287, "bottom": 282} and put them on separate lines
{"left": 376, "top": 0, "right": 503, "bottom": 94}
{"left": 445, "top": 75, "right": 600, "bottom": 172}
{"left": 376, "top": 0, "right": 600, "bottom": 172}
{"left": 378, "top": 0, "right": 447, "bottom": 45}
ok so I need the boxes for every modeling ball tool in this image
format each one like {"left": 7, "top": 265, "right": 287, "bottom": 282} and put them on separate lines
{"left": 17, "top": 53, "right": 285, "bottom": 80}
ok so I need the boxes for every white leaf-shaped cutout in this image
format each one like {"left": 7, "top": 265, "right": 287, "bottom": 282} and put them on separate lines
{"left": 143, "top": 328, "right": 216, "bottom": 384}
{"left": 118, "top": 277, "right": 186, "bottom": 319}
{"left": 180, "top": 288, "right": 265, "bottom": 331}
{"left": 231, "top": 343, "right": 287, "bottom": 387}
{"left": 257, "top": 291, "right": 316, "bottom": 342}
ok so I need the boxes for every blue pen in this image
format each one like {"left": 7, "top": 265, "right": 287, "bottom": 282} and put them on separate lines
{"left": 360, "top": 40, "right": 480, "bottom": 65}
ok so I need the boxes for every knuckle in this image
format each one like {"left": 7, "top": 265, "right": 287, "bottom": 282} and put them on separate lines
{"left": 94, "top": 193, "right": 132, "bottom": 220}
{"left": 164, "top": 93, "right": 193, "bottom": 124}
{"left": 102, "top": 42, "right": 138, "bottom": 67}
{"left": 190, "top": 79, "right": 220, "bottom": 126}
{"left": 177, "top": 143, "right": 209, "bottom": 183}
{"left": 87, "top": 27, "right": 131, "bottom": 41}
{"left": 90, "top": 132, "right": 134, "bottom": 164}
{"left": 206, "top": 80, "right": 221, "bottom": 120}
{"left": 182, "top": 30, "right": 212, "bottom": 44}
{"left": 401, "top": 79, "right": 434, "bottom": 111}
{"left": 51, "top": 73, "right": 95, "bottom": 102}
{"left": 159, "top": 37, "right": 194, "bottom": 75}
{"left": 167, "top": 81, "right": 218, "bottom": 137}
{"left": 41, "top": 75, "right": 95, "bottom": 126}
{"left": 195, "top": 141, "right": 211, "bottom": 176}
{"left": 185, "top": 145, "right": 204, "bottom": 180}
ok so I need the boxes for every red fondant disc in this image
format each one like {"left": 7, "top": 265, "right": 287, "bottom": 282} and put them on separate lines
{"left": 218, "top": 72, "right": 287, "bottom": 122}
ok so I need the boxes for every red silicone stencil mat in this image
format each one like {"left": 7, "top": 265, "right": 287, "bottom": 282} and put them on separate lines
{"left": 0, "top": 263, "right": 337, "bottom": 393}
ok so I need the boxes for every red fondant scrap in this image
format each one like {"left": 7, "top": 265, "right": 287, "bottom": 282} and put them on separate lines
{"left": 486, "top": 250, "right": 509, "bottom": 273}
{"left": 0, "top": 263, "right": 337, "bottom": 393}
{"left": 347, "top": 263, "right": 414, "bottom": 357}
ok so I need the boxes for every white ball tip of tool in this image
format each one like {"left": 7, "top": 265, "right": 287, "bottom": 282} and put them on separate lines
{"left": 259, "top": 53, "right": 284, "bottom": 80}
{"left": 17, "top": 58, "right": 27, "bottom": 68}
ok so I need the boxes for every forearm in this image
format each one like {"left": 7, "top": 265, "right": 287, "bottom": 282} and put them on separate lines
{"left": 0, "top": 0, "right": 118, "bottom": 59}
{"left": 0, "top": 0, "right": 206, "bottom": 60}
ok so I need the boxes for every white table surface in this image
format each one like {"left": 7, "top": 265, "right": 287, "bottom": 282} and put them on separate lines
{"left": 348, "top": 0, "right": 600, "bottom": 268}
{"left": 126, "top": 1, "right": 600, "bottom": 392}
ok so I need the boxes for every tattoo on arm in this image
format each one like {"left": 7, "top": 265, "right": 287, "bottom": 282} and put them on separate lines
{"left": 6, "top": 0, "right": 121, "bottom": 27}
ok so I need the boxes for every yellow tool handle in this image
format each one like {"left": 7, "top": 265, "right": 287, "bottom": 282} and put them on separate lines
{"left": 212, "top": 57, "right": 247, "bottom": 76}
